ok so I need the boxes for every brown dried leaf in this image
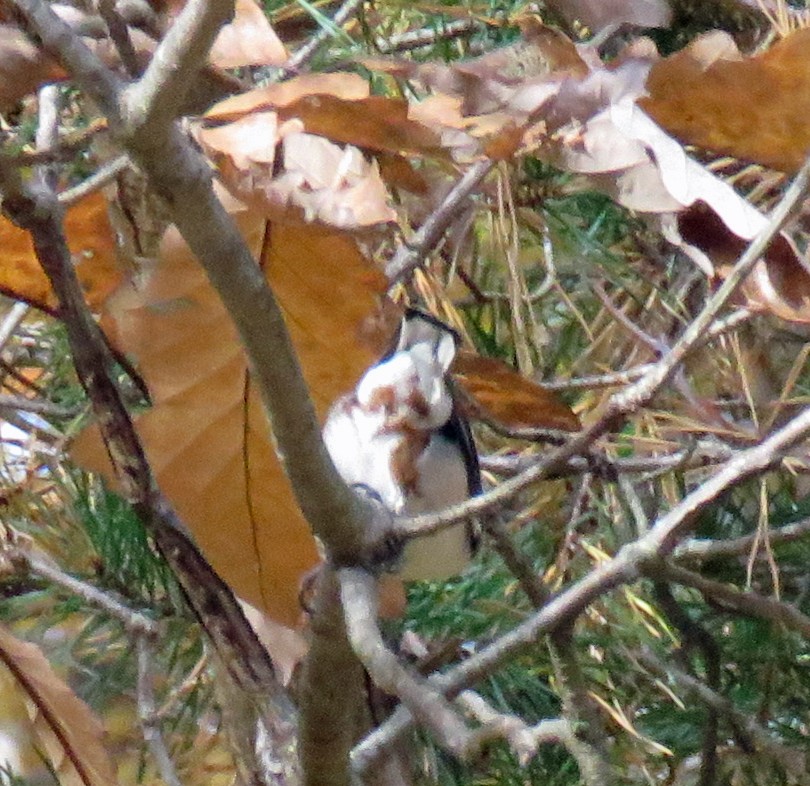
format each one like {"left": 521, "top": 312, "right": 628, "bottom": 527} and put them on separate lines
{"left": 642, "top": 28, "right": 810, "bottom": 173}
{"left": 270, "top": 132, "right": 397, "bottom": 227}
{"left": 209, "top": 0, "right": 287, "bottom": 68}
{"left": 198, "top": 117, "right": 397, "bottom": 228}
{"left": 205, "top": 72, "right": 371, "bottom": 119}
{"left": 0, "top": 624, "right": 119, "bottom": 786}
{"left": 206, "top": 73, "right": 442, "bottom": 157}
{"left": 676, "top": 204, "right": 810, "bottom": 323}
{"left": 73, "top": 190, "right": 387, "bottom": 625}
{"left": 0, "top": 191, "right": 122, "bottom": 312}
{"left": 452, "top": 352, "right": 580, "bottom": 431}
{"left": 358, "top": 20, "right": 587, "bottom": 157}
{"left": 534, "top": 58, "right": 769, "bottom": 241}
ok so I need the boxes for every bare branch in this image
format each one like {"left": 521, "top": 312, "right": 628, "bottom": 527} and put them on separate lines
{"left": 58, "top": 154, "right": 132, "bottom": 207}
{"left": 11, "top": 0, "right": 122, "bottom": 120}
{"left": 338, "top": 567, "right": 477, "bottom": 758}
{"left": 457, "top": 691, "right": 572, "bottom": 764}
{"left": 386, "top": 159, "right": 494, "bottom": 284}
{"left": 0, "top": 394, "right": 79, "bottom": 419}
{"left": 653, "top": 561, "right": 810, "bottom": 637}
{"left": 0, "top": 302, "right": 30, "bottom": 353}
{"left": 4, "top": 544, "right": 158, "bottom": 637}
{"left": 97, "top": 0, "right": 141, "bottom": 77}
{"left": 675, "top": 516, "right": 810, "bottom": 561}
{"left": 12, "top": 0, "right": 377, "bottom": 569}
{"left": 121, "top": 0, "right": 232, "bottom": 131}
{"left": 375, "top": 18, "right": 480, "bottom": 55}
{"left": 637, "top": 649, "right": 807, "bottom": 773}
{"left": 298, "top": 568, "right": 367, "bottom": 786}
{"left": 278, "top": 0, "right": 364, "bottom": 77}
{"left": 137, "top": 636, "right": 183, "bottom": 786}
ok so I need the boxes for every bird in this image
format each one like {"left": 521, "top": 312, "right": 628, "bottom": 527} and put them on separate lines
{"left": 322, "top": 309, "right": 480, "bottom": 580}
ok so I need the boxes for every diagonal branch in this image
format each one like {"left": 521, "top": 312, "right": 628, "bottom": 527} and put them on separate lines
{"left": 121, "top": 0, "right": 233, "bottom": 130}
{"left": 11, "top": 0, "right": 377, "bottom": 568}
{"left": 338, "top": 567, "right": 477, "bottom": 758}
{"left": 353, "top": 398, "right": 810, "bottom": 775}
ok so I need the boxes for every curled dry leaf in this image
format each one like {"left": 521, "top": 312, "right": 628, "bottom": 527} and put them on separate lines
{"left": 198, "top": 114, "right": 397, "bottom": 228}
{"left": 73, "top": 188, "right": 387, "bottom": 625}
{"left": 453, "top": 351, "right": 580, "bottom": 431}
{"left": 206, "top": 71, "right": 442, "bottom": 157}
{"left": 0, "top": 191, "right": 122, "bottom": 312}
{"left": 642, "top": 28, "right": 810, "bottom": 173}
{"left": 271, "top": 132, "right": 397, "bottom": 227}
{"left": 360, "top": 19, "right": 588, "bottom": 158}
{"left": 606, "top": 99, "right": 767, "bottom": 238}
{"left": 676, "top": 203, "right": 810, "bottom": 323}
{"left": 208, "top": 0, "right": 287, "bottom": 68}
{"left": 0, "top": 624, "right": 119, "bottom": 786}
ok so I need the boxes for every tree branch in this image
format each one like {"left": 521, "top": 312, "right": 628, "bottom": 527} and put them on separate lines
{"left": 637, "top": 649, "right": 806, "bottom": 773}
{"left": 121, "top": 0, "right": 232, "bottom": 130}
{"left": 353, "top": 399, "right": 810, "bottom": 775}
{"left": 338, "top": 568, "right": 477, "bottom": 758}
{"left": 386, "top": 158, "right": 494, "bottom": 284}
{"left": 11, "top": 0, "right": 377, "bottom": 572}
{"left": 0, "top": 163, "right": 300, "bottom": 786}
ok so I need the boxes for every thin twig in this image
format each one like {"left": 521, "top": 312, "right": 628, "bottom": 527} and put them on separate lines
{"left": 636, "top": 648, "right": 806, "bottom": 772}
{"left": 375, "top": 18, "right": 479, "bottom": 54}
{"left": 0, "top": 394, "right": 80, "bottom": 419}
{"left": 97, "top": 0, "right": 141, "bottom": 77}
{"left": 543, "top": 309, "right": 754, "bottom": 392}
{"left": 457, "top": 691, "right": 571, "bottom": 764}
{"left": 137, "top": 636, "right": 183, "bottom": 786}
{"left": 386, "top": 159, "right": 494, "bottom": 284}
{"left": 0, "top": 302, "right": 30, "bottom": 354}
{"left": 278, "top": 0, "right": 364, "bottom": 77}
{"left": 58, "top": 154, "right": 131, "bottom": 206}
{"left": 7, "top": 546, "right": 157, "bottom": 636}
{"left": 675, "top": 516, "right": 810, "bottom": 561}
{"left": 652, "top": 561, "right": 810, "bottom": 638}
{"left": 121, "top": 0, "right": 231, "bottom": 131}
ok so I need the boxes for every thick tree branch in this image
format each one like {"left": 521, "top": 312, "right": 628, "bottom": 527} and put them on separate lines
{"left": 298, "top": 569, "right": 367, "bottom": 786}
{"left": 121, "top": 0, "right": 232, "bottom": 130}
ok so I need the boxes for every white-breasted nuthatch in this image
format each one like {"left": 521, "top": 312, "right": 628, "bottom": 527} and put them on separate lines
{"left": 323, "top": 309, "right": 480, "bottom": 579}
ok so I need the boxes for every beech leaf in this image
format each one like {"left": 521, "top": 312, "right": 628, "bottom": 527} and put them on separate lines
{"left": 73, "top": 189, "right": 386, "bottom": 625}
{"left": 0, "top": 191, "right": 122, "bottom": 312}
{"left": 642, "top": 28, "right": 810, "bottom": 173}
{"left": 0, "top": 624, "right": 119, "bottom": 786}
